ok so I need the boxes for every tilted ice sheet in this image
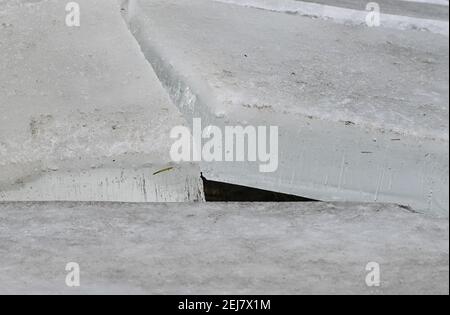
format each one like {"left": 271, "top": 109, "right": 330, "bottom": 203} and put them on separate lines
{"left": 124, "top": 0, "right": 449, "bottom": 215}
{"left": 0, "top": 0, "right": 204, "bottom": 201}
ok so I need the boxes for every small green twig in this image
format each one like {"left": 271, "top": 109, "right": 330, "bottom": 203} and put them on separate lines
{"left": 153, "top": 167, "right": 174, "bottom": 176}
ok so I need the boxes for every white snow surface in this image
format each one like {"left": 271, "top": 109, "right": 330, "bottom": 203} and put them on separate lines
{"left": 0, "top": 0, "right": 204, "bottom": 201}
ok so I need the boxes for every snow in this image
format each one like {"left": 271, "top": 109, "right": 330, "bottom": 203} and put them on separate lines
{"left": 214, "top": 0, "right": 449, "bottom": 36}
{"left": 0, "top": 0, "right": 204, "bottom": 201}
{"left": 123, "top": 0, "right": 449, "bottom": 216}
{"left": 0, "top": 201, "right": 447, "bottom": 294}
{"left": 401, "top": 0, "right": 448, "bottom": 6}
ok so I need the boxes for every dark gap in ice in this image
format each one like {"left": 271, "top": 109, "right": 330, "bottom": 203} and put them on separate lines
{"left": 201, "top": 174, "right": 317, "bottom": 202}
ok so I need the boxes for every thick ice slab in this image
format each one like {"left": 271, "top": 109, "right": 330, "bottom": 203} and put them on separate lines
{"left": 0, "top": 201, "right": 448, "bottom": 294}
{"left": 0, "top": 0, "right": 204, "bottom": 201}
{"left": 124, "top": 0, "right": 449, "bottom": 216}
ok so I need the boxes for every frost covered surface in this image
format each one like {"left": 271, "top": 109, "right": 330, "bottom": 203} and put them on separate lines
{"left": 124, "top": 0, "right": 449, "bottom": 215}
{"left": 0, "top": 201, "right": 448, "bottom": 294}
{"left": 0, "top": 0, "right": 203, "bottom": 201}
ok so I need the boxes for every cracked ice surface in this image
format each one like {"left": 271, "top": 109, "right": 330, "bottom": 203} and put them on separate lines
{"left": 0, "top": 0, "right": 204, "bottom": 201}
{"left": 124, "top": 0, "right": 449, "bottom": 215}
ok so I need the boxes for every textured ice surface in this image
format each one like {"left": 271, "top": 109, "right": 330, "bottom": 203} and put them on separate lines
{"left": 0, "top": 201, "right": 448, "bottom": 294}
{"left": 126, "top": 0, "right": 449, "bottom": 142}
{"left": 0, "top": 0, "right": 204, "bottom": 201}
{"left": 124, "top": 0, "right": 449, "bottom": 215}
